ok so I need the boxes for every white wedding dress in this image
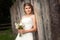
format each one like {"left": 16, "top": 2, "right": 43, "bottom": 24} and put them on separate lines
{"left": 15, "top": 16, "right": 34, "bottom": 40}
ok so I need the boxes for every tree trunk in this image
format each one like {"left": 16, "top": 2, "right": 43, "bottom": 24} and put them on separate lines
{"left": 10, "top": 0, "right": 52, "bottom": 40}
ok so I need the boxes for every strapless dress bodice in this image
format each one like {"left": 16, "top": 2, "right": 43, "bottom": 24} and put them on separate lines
{"left": 21, "top": 17, "right": 33, "bottom": 30}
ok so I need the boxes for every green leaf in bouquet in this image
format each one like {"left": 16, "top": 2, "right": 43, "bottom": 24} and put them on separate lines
{"left": 18, "top": 25, "right": 24, "bottom": 29}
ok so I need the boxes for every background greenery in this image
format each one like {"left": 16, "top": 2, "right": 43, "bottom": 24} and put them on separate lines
{"left": 0, "top": 29, "right": 16, "bottom": 40}
{"left": 0, "top": 0, "right": 16, "bottom": 40}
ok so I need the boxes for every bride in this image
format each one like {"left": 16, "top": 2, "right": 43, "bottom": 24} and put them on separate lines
{"left": 15, "top": 3, "right": 37, "bottom": 40}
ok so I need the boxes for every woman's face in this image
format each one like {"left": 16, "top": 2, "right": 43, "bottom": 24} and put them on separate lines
{"left": 24, "top": 6, "right": 32, "bottom": 15}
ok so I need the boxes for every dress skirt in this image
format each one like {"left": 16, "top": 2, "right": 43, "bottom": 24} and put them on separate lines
{"left": 15, "top": 32, "right": 33, "bottom": 40}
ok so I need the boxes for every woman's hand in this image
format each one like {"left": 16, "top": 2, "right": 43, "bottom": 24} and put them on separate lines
{"left": 18, "top": 29, "right": 26, "bottom": 34}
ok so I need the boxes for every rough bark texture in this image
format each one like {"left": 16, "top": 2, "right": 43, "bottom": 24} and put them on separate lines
{"left": 48, "top": 0, "right": 60, "bottom": 40}
{"left": 10, "top": 0, "right": 60, "bottom": 40}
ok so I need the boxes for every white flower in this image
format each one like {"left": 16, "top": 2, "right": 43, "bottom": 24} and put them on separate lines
{"left": 15, "top": 23, "right": 19, "bottom": 29}
{"left": 19, "top": 22, "right": 23, "bottom": 25}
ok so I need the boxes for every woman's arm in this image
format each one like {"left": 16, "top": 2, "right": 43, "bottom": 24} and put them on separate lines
{"left": 18, "top": 15, "right": 37, "bottom": 34}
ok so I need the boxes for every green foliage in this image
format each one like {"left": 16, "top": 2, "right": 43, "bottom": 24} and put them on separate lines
{"left": 0, "top": 29, "right": 16, "bottom": 40}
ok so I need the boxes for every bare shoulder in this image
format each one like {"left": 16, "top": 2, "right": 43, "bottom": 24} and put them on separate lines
{"left": 31, "top": 14, "right": 36, "bottom": 18}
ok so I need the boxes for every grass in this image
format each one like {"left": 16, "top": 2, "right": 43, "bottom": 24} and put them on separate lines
{"left": 0, "top": 29, "right": 16, "bottom": 40}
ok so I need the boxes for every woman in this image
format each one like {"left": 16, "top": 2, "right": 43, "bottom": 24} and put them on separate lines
{"left": 15, "top": 3, "right": 37, "bottom": 40}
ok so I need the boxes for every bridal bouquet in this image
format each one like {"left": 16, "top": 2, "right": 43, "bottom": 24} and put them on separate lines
{"left": 15, "top": 22, "right": 24, "bottom": 36}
